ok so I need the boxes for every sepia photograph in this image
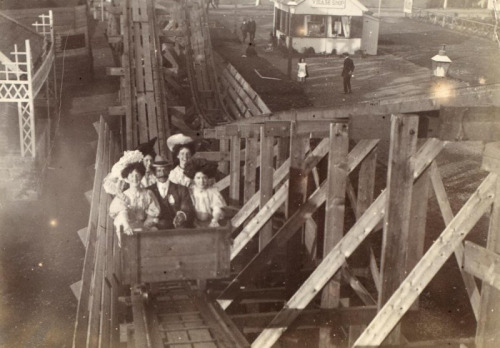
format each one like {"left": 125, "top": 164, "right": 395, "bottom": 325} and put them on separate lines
{"left": 0, "top": 0, "right": 499, "bottom": 347}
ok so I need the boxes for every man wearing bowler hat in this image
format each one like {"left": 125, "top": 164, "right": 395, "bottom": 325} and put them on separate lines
{"left": 149, "top": 155, "right": 194, "bottom": 229}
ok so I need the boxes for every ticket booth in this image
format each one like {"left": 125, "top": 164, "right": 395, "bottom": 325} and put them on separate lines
{"left": 272, "top": 0, "right": 370, "bottom": 55}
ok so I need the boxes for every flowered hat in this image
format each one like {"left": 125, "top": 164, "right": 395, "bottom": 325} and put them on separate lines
{"left": 110, "top": 150, "right": 144, "bottom": 178}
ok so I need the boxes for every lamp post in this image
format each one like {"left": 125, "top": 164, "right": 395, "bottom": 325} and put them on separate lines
{"left": 431, "top": 45, "right": 452, "bottom": 77}
{"left": 287, "top": 1, "right": 297, "bottom": 79}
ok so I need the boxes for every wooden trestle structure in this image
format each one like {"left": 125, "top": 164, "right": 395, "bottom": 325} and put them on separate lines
{"left": 75, "top": 1, "right": 500, "bottom": 347}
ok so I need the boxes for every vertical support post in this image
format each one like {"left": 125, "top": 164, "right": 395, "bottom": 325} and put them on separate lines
{"left": 218, "top": 138, "right": 230, "bottom": 175}
{"left": 18, "top": 40, "right": 36, "bottom": 157}
{"left": 244, "top": 136, "right": 258, "bottom": 204}
{"left": 319, "top": 122, "right": 349, "bottom": 348}
{"left": 378, "top": 114, "right": 419, "bottom": 345}
{"left": 285, "top": 122, "right": 308, "bottom": 296}
{"left": 406, "top": 165, "right": 430, "bottom": 310}
{"left": 347, "top": 143, "right": 377, "bottom": 346}
{"left": 229, "top": 134, "right": 241, "bottom": 206}
{"left": 259, "top": 125, "right": 275, "bottom": 250}
{"left": 287, "top": 9, "right": 294, "bottom": 79}
{"left": 476, "top": 142, "right": 500, "bottom": 347}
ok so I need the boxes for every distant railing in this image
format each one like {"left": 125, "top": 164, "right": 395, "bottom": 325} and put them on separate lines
{"left": 412, "top": 8, "right": 500, "bottom": 42}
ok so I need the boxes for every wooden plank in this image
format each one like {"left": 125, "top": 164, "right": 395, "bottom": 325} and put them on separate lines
{"left": 286, "top": 122, "right": 309, "bottom": 296}
{"left": 243, "top": 137, "right": 258, "bottom": 203}
{"left": 464, "top": 241, "right": 500, "bottom": 290}
{"left": 231, "top": 307, "right": 377, "bottom": 330}
{"left": 131, "top": 289, "right": 149, "bottom": 348}
{"left": 229, "top": 135, "right": 241, "bottom": 205}
{"left": 106, "top": 67, "right": 124, "bottom": 76}
{"left": 482, "top": 142, "right": 500, "bottom": 175}
{"left": 231, "top": 158, "right": 290, "bottom": 230}
{"left": 99, "top": 137, "right": 116, "bottom": 348}
{"left": 259, "top": 125, "right": 275, "bottom": 250}
{"left": 218, "top": 139, "right": 229, "bottom": 174}
{"left": 321, "top": 123, "right": 349, "bottom": 309}
{"left": 428, "top": 161, "right": 480, "bottom": 320}
{"left": 354, "top": 173, "right": 496, "bottom": 347}
{"left": 231, "top": 182, "right": 289, "bottom": 259}
{"left": 378, "top": 114, "right": 419, "bottom": 344}
{"left": 357, "top": 146, "right": 377, "bottom": 216}
{"left": 108, "top": 105, "right": 126, "bottom": 116}
{"left": 407, "top": 165, "right": 430, "bottom": 310}
{"left": 77, "top": 227, "right": 88, "bottom": 247}
{"left": 476, "top": 169, "right": 500, "bottom": 347}
{"left": 73, "top": 119, "right": 106, "bottom": 348}
{"left": 120, "top": 1, "right": 134, "bottom": 150}
{"left": 87, "top": 128, "right": 111, "bottom": 348}
{"left": 438, "top": 107, "right": 500, "bottom": 142}
{"left": 320, "top": 123, "right": 349, "bottom": 348}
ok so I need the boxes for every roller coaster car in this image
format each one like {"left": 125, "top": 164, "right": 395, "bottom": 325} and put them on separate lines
{"left": 120, "top": 226, "right": 231, "bottom": 286}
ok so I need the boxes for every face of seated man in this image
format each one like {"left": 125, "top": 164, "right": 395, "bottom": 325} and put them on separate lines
{"left": 155, "top": 166, "right": 170, "bottom": 183}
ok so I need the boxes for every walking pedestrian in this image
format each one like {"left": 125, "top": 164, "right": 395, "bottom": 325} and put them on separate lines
{"left": 341, "top": 52, "right": 354, "bottom": 94}
{"left": 241, "top": 19, "right": 249, "bottom": 43}
{"left": 248, "top": 18, "right": 256, "bottom": 43}
{"left": 297, "top": 58, "right": 308, "bottom": 83}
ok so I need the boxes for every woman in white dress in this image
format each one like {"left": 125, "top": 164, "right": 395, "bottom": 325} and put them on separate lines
{"left": 102, "top": 137, "right": 157, "bottom": 195}
{"left": 184, "top": 159, "right": 226, "bottom": 227}
{"left": 108, "top": 152, "right": 160, "bottom": 239}
{"left": 167, "top": 133, "right": 197, "bottom": 187}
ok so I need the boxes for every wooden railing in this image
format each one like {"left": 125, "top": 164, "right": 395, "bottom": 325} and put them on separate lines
{"left": 73, "top": 117, "right": 122, "bottom": 348}
{"left": 412, "top": 8, "right": 500, "bottom": 42}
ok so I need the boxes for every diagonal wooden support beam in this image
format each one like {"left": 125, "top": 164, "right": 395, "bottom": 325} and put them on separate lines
{"left": 248, "top": 138, "right": 444, "bottom": 348}
{"left": 218, "top": 139, "right": 380, "bottom": 309}
{"left": 354, "top": 173, "right": 496, "bottom": 347}
{"left": 429, "top": 161, "right": 480, "bottom": 320}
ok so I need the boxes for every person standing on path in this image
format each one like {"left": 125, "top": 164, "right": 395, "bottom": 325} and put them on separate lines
{"left": 241, "top": 19, "right": 249, "bottom": 43}
{"left": 297, "top": 58, "right": 308, "bottom": 83}
{"left": 341, "top": 52, "right": 355, "bottom": 94}
{"left": 248, "top": 18, "right": 257, "bottom": 43}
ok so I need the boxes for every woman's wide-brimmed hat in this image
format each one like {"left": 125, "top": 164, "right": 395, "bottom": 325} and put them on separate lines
{"left": 136, "top": 137, "right": 157, "bottom": 158}
{"left": 184, "top": 158, "right": 218, "bottom": 179}
{"left": 167, "top": 133, "right": 196, "bottom": 153}
{"left": 151, "top": 155, "right": 174, "bottom": 169}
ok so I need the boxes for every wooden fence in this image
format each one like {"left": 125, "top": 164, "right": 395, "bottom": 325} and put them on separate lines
{"left": 412, "top": 8, "right": 500, "bottom": 42}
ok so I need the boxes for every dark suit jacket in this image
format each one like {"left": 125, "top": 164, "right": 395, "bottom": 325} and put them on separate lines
{"left": 149, "top": 181, "right": 194, "bottom": 229}
{"left": 342, "top": 57, "right": 355, "bottom": 77}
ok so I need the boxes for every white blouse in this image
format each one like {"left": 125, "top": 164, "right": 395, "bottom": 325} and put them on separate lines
{"left": 189, "top": 186, "right": 226, "bottom": 222}
{"left": 109, "top": 188, "right": 160, "bottom": 232}
{"left": 168, "top": 166, "right": 192, "bottom": 187}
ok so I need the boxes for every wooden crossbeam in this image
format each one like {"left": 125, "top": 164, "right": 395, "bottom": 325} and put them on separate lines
{"left": 230, "top": 307, "right": 377, "bottom": 329}
{"left": 354, "top": 173, "right": 496, "bottom": 347}
{"left": 218, "top": 139, "right": 380, "bottom": 310}
{"left": 438, "top": 107, "right": 500, "bottom": 142}
{"left": 249, "top": 138, "right": 445, "bottom": 348}
{"left": 463, "top": 241, "right": 500, "bottom": 290}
